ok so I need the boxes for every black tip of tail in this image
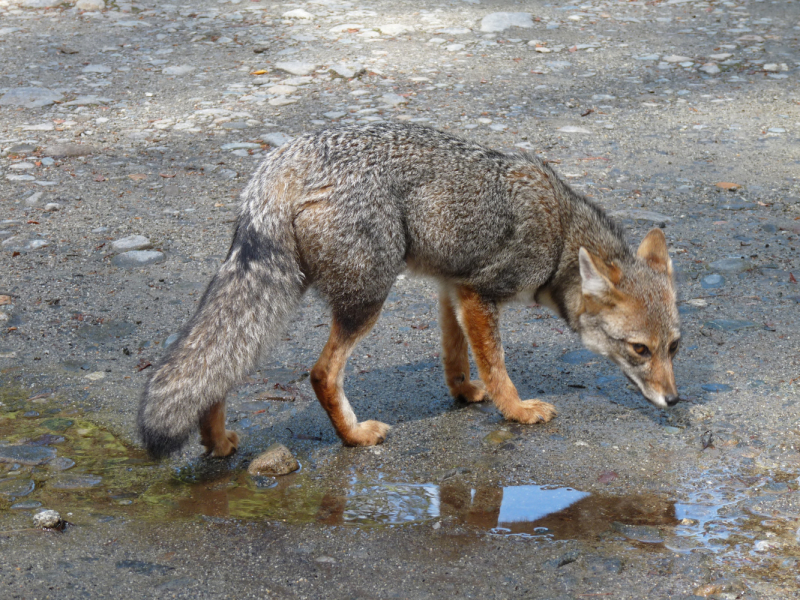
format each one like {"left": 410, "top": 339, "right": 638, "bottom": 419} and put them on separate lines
{"left": 139, "top": 427, "right": 189, "bottom": 460}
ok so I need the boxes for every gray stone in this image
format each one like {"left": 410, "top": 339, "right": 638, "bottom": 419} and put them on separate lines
{"left": 709, "top": 258, "right": 751, "bottom": 273}
{"left": 33, "top": 509, "right": 62, "bottom": 528}
{"left": 162, "top": 65, "right": 195, "bottom": 75}
{"left": 50, "top": 475, "right": 103, "bottom": 489}
{"left": 701, "top": 274, "right": 725, "bottom": 289}
{"left": 49, "top": 457, "right": 76, "bottom": 471}
{"left": 480, "top": 12, "right": 533, "bottom": 33}
{"left": 0, "top": 478, "right": 35, "bottom": 498}
{"left": 275, "top": 62, "right": 317, "bottom": 76}
{"left": 704, "top": 319, "right": 758, "bottom": 331}
{"left": 112, "top": 250, "right": 166, "bottom": 268}
{"left": 329, "top": 63, "right": 365, "bottom": 79}
{"left": 263, "top": 133, "right": 293, "bottom": 147}
{"left": 0, "top": 445, "right": 57, "bottom": 466}
{"left": 82, "top": 64, "right": 112, "bottom": 74}
{"left": 380, "top": 93, "right": 408, "bottom": 106}
{"left": 111, "top": 235, "right": 152, "bottom": 252}
{"left": 0, "top": 87, "right": 63, "bottom": 108}
{"left": 43, "top": 144, "right": 97, "bottom": 158}
{"left": 377, "top": 24, "right": 413, "bottom": 36}
{"left": 248, "top": 443, "right": 300, "bottom": 476}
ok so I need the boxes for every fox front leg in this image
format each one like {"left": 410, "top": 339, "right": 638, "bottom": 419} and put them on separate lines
{"left": 455, "top": 287, "right": 557, "bottom": 425}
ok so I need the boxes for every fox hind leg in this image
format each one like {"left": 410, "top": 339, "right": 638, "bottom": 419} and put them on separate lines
{"left": 310, "top": 304, "right": 391, "bottom": 446}
{"left": 456, "top": 287, "right": 556, "bottom": 424}
{"left": 439, "top": 286, "right": 488, "bottom": 403}
{"left": 199, "top": 401, "right": 240, "bottom": 457}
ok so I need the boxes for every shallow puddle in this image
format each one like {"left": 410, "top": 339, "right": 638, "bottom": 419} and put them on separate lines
{"left": 1, "top": 385, "right": 799, "bottom": 589}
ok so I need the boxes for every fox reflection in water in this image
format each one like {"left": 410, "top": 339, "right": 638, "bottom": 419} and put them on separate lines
{"left": 316, "top": 483, "right": 677, "bottom": 537}
{"left": 166, "top": 473, "right": 677, "bottom": 537}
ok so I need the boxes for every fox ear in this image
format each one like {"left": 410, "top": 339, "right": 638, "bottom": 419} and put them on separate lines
{"left": 637, "top": 228, "right": 673, "bottom": 277}
{"left": 579, "top": 247, "right": 616, "bottom": 301}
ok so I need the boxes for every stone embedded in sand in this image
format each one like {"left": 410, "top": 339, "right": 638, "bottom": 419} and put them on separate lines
{"left": 248, "top": 443, "right": 300, "bottom": 476}
{"left": 33, "top": 509, "right": 62, "bottom": 528}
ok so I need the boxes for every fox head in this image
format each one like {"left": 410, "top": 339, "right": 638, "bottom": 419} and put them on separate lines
{"left": 577, "top": 228, "right": 681, "bottom": 408}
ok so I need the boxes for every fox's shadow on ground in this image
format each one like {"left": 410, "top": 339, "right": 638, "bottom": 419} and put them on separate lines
{"left": 228, "top": 337, "right": 706, "bottom": 453}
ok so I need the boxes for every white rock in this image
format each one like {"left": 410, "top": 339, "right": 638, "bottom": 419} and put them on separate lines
{"left": 221, "top": 143, "right": 261, "bottom": 150}
{"left": 20, "top": 123, "right": 54, "bottom": 131}
{"left": 268, "top": 96, "right": 298, "bottom": 107}
{"left": 10, "top": 162, "right": 35, "bottom": 170}
{"left": 446, "top": 44, "right": 465, "bottom": 52}
{"left": 709, "top": 53, "right": 733, "bottom": 61}
{"left": 267, "top": 85, "right": 298, "bottom": 95}
{"left": 480, "top": 12, "right": 533, "bottom": 33}
{"left": 763, "top": 63, "right": 779, "bottom": 72}
{"left": 699, "top": 63, "right": 720, "bottom": 75}
{"left": 323, "top": 111, "right": 347, "bottom": 119}
{"left": 85, "top": 371, "right": 105, "bottom": 381}
{"left": 380, "top": 93, "right": 408, "bottom": 106}
{"left": 281, "top": 76, "right": 313, "bottom": 86}
{"left": 634, "top": 54, "right": 660, "bottom": 61}
{"left": 329, "top": 63, "right": 365, "bottom": 79}
{"left": 436, "top": 27, "right": 471, "bottom": 35}
{"left": 111, "top": 235, "right": 152, "bottom": 252}
{"left": 44, "top": 203, "right": 61, "bottom": 212}
{"left": 662, "top": 55, "right": 692, "bottom": 63}
{"left": 263, "top": 133, "right": 293, "bottom": 147}
{"left": 558, "top": 126, "right": 592, "bottom": 134}
{"left": 377, "top": 24, "right": 413, "bottom": 36}
{"left": 275, "top": 61, "right": 317, "bottom": 76}
{"left": 76, "top": 0, "right": 105, "bottom": 10}
{"left": 82, "top": 64, "right": 112, "bottom": 74}
{"left": 33, "top": 510, "right": 61, "bottom": 529}
{"left": 282, "top": 9, "right": 314, "bottom": 19}
{"left": 163, "top": 65, "right": 195, "bottom": 75}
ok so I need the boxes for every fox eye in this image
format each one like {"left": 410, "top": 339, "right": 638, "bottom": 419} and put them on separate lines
{"left": 669, "top": 339, "right": 680, "bottom": 354}
{"left": 631, "top": 343, "right": 650, "bottom": 357}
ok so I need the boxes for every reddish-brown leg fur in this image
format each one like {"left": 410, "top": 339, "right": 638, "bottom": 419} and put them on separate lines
{"left": 199, "top": 401, "right": 240, "bottom": 457}
{"left": 310, "top": 310, "right": 391, "bottom": 446}
{"left": 439, "top": 287, "right": 488, "bottom": 403}
{"left": 456, "top": 287, "right": 557, "bottom": 424}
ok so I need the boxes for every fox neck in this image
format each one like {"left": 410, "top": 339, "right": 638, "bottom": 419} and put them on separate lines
{"left": 534, "top": 197, "right": 631, "bottom": 331}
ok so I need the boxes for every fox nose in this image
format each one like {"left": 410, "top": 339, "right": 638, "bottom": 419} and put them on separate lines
{"left": 665, "top": 394, "right": 680, "bottom": 407}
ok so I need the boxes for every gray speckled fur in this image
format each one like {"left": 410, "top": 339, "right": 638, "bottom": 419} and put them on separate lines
{"left": 138, "top": 122, "right": 676, "bottom": 456}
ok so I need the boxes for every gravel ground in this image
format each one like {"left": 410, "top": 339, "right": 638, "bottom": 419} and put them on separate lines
{"left": 1, "top": 0, "right": 800, "bottom": 598}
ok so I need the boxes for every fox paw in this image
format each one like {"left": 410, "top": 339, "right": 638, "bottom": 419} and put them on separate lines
{"left": 508, "top": 400, "right": 557, "bottom": 425}
{"left": 342, "top": 420, "right": 391, "bottom": 447}
{"left": 451, "top": 379, "right": 488, "bottom": 403}
{"left": 206, "top": 430, "right": 240, "bottom": 458}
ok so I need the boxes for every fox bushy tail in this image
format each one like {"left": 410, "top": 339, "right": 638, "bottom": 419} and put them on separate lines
{"left": 137, "top": 168, "right": 305, "bottom": 458}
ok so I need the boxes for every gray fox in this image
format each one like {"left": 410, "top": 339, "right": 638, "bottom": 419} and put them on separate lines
{"left": 138, "top": 122, "right": 680, "bottom": 457}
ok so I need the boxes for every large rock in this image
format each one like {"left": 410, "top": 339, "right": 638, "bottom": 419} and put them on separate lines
{"left": 248, "top": 443, "right": 300, "bottom": 476}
